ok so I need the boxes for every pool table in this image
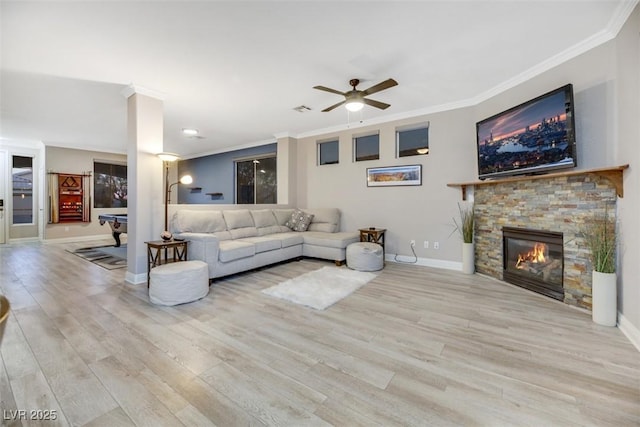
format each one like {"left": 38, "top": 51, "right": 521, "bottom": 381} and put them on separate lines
{"left": 98, "top": 213, "right": 128, "bottom": 247}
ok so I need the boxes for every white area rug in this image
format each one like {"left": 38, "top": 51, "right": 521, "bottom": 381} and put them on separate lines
{"left": 262, "top": 266, "right": 376, "bottom": 310}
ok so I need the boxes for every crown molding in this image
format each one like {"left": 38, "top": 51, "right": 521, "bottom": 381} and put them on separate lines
{"left": 180, "top": 138, "right": 277, "bottom": 160}
{"left": 181, "top": 1, "right": 640, "bottom": 155}
{"left": 282, "top": 1, "right": 640, "bottom": 142}
{"left": 121, "top": 84, "right": 166, "bottom": 100}
{"left": 608, "top": 0, "right": 639, "bottom": 36}
{"left": 469, "top": 0, "right": 638, "bottom": 107}
{"left": 273, "top": 132, "right": 292, "bottom": 139}
{"left": 294, "top": 98, "right": 472, "bottom": 140}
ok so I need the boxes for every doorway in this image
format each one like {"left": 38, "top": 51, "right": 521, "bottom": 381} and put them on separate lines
{"left": 0, "top": 150, "right": 6, "bottom": 244}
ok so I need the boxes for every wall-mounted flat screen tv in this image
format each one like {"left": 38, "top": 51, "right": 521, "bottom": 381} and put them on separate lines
{"left": 476, "top": 84, "right": 577, "bottom": 180}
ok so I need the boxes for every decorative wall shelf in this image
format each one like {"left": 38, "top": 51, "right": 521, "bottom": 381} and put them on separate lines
{"left": 189, "top": 187, "right": 202, "bottom": 192}
{"left": 447, "top": 165, "right": 629, "bottom": 200}
{"left": 48, "top": 172, "right": 92, "bottom": 223}
{"left": 206, "top": 192, "right": 223, "bottom": 199}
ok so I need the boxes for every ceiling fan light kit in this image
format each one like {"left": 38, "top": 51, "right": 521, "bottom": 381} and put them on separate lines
{"left": 314, "top": 78, "right": 398, "bottom": 113}
{"left": 345, "top": 99, "right": 364, "bottom": 112}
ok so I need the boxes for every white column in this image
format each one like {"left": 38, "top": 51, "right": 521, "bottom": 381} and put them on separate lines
{"left": 122, "top": 86, "right": 164, "bottom": 284}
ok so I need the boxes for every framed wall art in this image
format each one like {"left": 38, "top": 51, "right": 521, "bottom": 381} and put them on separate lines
{"left": 366, "top": 164, "right": 422, "bottom": 187}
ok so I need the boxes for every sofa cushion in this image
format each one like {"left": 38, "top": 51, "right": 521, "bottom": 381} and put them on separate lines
{"left": 250, "top": 210, "right": 286, "bottom": 236}
{"left": 257, "top": 225, "right": 291, "bottom": 236}
{"left": 218, "top": 240, "right": 255, "bottom": 262}
{"left": 212, "top": 231, "right": 233, "bottom": 241}
{"left": 250, "top": 209, "right": 278, "bottom": 227}
{"left": 223, "top": 210, "right": 254, "bottom": 230}
{"left": 172, "top": 210, "right": 226, "bottom": 233}
{"left": 273, "top": 209, "right": 295, "bottom": 226}
{"left": 229, "top": 227, "right": 258, "bottom": 239}
{"left": 302, "top": 231, "right": 360, "bottom": 249}
{"left": 276, "top": 232, "right": 305, "bottom": 248}
{"left": 239, "top": 236, "right": 282, "bottom": 253}
{"left": 285, "top": 209, "right": 314, "bottom": 232}
{"left": 305, "top": 208, "right": 340, "bottom": 233}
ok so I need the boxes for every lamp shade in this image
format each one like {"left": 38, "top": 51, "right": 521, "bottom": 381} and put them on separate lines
{"left": 179, "top": 175, "right": 193, "bottom": 185}
{"left": 157, "top": 152, "right": 180, "bottom": 162}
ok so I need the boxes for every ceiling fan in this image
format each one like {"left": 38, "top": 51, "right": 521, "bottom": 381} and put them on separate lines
{"left": 313, "top": 78, "right": 398, "bottom": 112}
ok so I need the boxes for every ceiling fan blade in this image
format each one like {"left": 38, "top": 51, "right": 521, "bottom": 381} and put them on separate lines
{"left": 363, "top": 98, "right": 391, "bottom": 110}
{"left": 322, "top": 100, "right": 346, "bottom": 112}
{"left": 362, "top": 78, "right": 398, "bottom": 96}
{"left": 313, "top": 85, "right": 345, "bottom": 96}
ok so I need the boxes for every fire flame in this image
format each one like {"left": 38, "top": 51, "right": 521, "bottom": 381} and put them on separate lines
{"left": 515, "top": 243, "right": 547, "bottom": 269}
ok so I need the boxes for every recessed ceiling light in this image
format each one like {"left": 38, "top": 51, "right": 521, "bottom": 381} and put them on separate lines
{"left": 182, "top": 128, "right": 199, "bottom": 136}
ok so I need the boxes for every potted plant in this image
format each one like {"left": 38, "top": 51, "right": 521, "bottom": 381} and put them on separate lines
{"left": 453, "top": 202, "right": 475, "bottom": 274}
{"left": 582, "top": 210, "right": 617, "bottom": 326}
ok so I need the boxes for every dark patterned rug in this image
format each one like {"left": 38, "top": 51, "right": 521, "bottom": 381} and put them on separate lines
{"left": 70, "top": 244, "right": 127, "bottom": 270}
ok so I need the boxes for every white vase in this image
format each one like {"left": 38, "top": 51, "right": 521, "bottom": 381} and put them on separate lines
{"left": 462, "top": 242, "right": 475, "bottom": 274}
{"left": 592, "top": 270, "right": 617, "bottom": 326}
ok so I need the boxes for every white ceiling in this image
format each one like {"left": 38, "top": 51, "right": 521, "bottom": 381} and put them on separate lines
{"left": 1, "top": 1, "right": 636, "bottom": 158}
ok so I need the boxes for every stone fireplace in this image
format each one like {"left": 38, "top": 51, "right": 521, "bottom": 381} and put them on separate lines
{"left": 502, "top": 227, "right": 564, "bottom": 301}
{"left": 463, "top": 170, "right": 622, "bottom": 310}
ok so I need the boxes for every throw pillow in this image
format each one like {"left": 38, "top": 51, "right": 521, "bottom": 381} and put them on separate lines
{"left": 285, "top": 209, "right": 314, "bottom": 232}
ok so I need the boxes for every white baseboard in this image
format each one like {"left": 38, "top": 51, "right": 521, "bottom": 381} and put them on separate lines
{"left": 8, "top": 237, "right": 40, "bottom": 244}
{"left": 618, "top": 312, "right": 640, "bottom": 352}
{"left": 125, "top": 271, "right": 147, "bottom": 285}
{"left": 386, "top": 253, "right": 462, "bottom": 271}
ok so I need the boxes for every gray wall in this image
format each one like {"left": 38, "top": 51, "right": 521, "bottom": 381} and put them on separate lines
{"left": 178, "top": 143, "right": 277, "bottom": 204}
{"left": 297, "top": 6, "right": 639, "bottom": 335}
{"left": 297, "top": 110, "right": 473, "bottom": 265}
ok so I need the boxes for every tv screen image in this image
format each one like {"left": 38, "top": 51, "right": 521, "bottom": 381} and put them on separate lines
{"left": 476, "top": 84, "right": 577, "bottom": 179}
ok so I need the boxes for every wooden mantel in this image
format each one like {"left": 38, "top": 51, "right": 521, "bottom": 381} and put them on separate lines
{"left": 447, "top": 164, "right": 629, "bottom": 200}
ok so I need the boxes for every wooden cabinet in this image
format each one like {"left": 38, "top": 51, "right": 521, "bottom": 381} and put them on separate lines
{"left": 58, "top": 174, "right": 85, "bottom": 222}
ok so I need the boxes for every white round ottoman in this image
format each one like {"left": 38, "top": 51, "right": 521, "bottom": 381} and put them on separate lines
{"left": 149, "top": 260, "right": 209, "bottom": 306}
{"left": 347, "top": 242, "right": 384, "bottom": 271}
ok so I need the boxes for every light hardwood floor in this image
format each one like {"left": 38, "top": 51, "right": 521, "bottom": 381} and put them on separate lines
{"left": 0, "top": 240, "right": 638, "bottom": 426}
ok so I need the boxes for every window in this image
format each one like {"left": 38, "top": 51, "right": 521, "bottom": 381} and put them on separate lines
{"left": 12, "top": 156, "right": 33, "bottom": 224}
{"left": 397, "top": 124, "right": 429, "bottom": 157}
{"left": 354, "top": 133, "right": 380, "bottom": 162}
{"left": 235, "top": 155, "right": 277, "bottom": 204}
{"left": 318, "top": 140, "right": 339, "bottom": 165}
{"left": 94, "top": 161, "right": 127, "bottom": 208}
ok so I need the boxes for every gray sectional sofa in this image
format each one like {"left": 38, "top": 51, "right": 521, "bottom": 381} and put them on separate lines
{"left": 171, "top": 208, "right": 360, "bottom": 279}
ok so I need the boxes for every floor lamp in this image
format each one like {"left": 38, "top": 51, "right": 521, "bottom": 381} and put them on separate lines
{"left": 157, "top": 153, "right": 192, "bottom": 239}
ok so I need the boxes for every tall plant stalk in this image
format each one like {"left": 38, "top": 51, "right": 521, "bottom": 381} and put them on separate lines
{"left": 582, "top": 211, "right": 617, "bottom": 273}
{"left": 453, "top": 203, "right": 475, "bottom": 244}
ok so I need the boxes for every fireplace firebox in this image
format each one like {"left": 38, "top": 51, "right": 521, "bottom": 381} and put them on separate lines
{"left": 502, "top": 227, "right": 564, "bottom": 301}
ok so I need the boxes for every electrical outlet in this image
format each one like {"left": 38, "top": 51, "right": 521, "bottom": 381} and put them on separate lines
{"left": 410, "top": 240, "right": 416, "bottom": 247}
{"left": 424, "top": 240, "right": 429, "bottom": 248}
{"left": 434, "top": 241, "right": 440, "bottom": 249}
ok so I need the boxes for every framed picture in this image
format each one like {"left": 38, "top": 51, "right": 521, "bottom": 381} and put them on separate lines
{"left": 366, "top": 164, "right": 422, "bottom": 187}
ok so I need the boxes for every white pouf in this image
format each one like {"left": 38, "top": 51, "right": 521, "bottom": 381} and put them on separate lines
{"left": 347, "top": 242, "right": 384, "bottom": 272}
{"left": 149, "top": 260, "right": 209, "bottom": 306}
